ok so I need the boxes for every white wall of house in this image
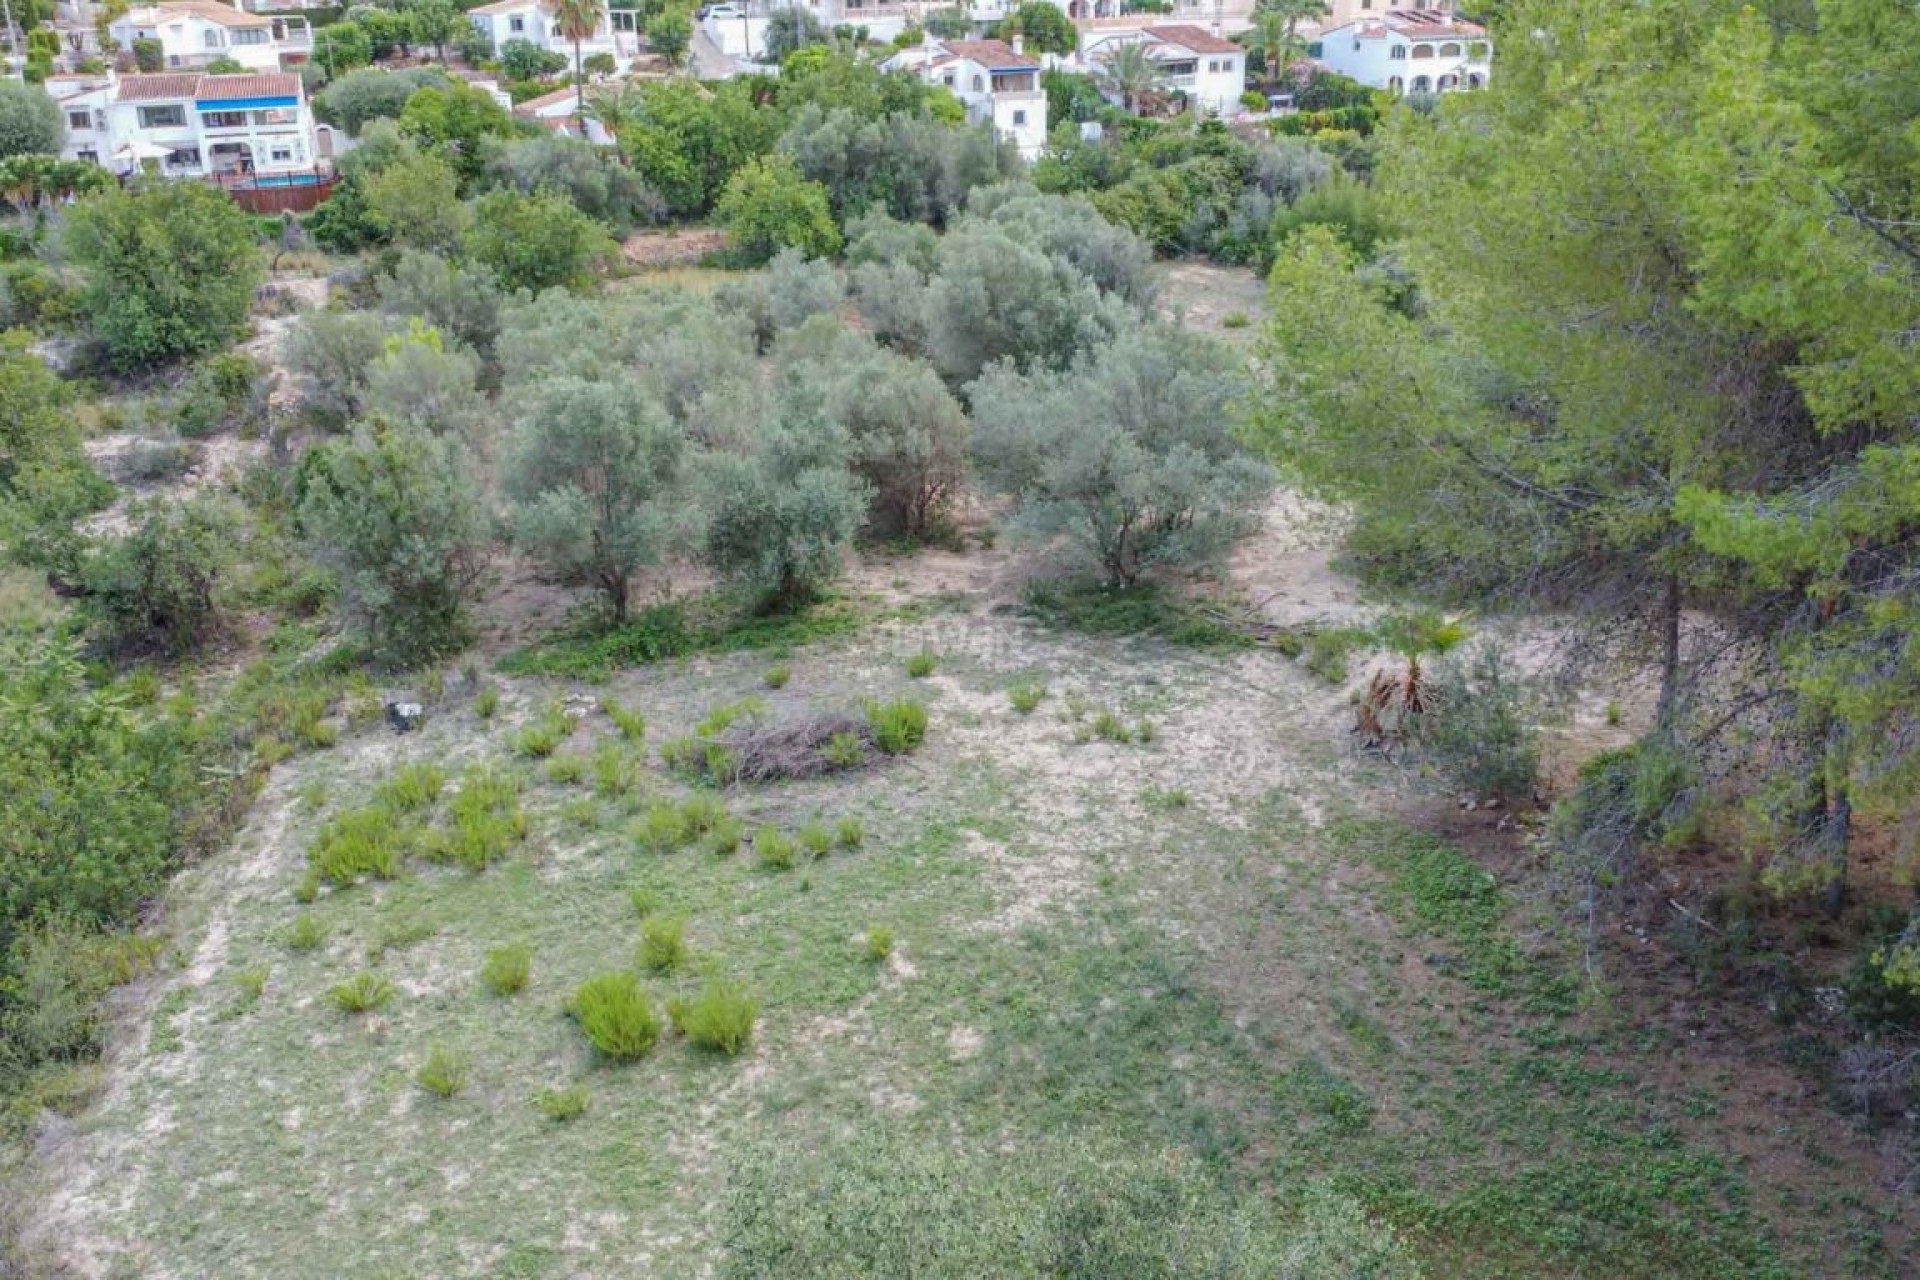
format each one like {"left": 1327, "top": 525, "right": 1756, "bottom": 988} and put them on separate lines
{"left": 470, "top": 1, "right": 642, "bottom": 69}
{"left": 107, "top": 5, "right": 307, "bottom": 72}
{"left": 1314, "top": 16, "right": 1489, "bottom": 94}
{"left": 885, "top": 39, "right": 1047, "bottom": 159}
{"left": 1082, "top": 25, "right": 1248, "bottom": 117}
{"left": 49, "top": 71, "right": 320, "bottom": 179}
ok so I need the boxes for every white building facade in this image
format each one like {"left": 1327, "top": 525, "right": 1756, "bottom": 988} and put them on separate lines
{"left": 885, "top": 37, "right": 1047, "bottom": 158}
{"left": 1312, "top": 9, "right": 1489, "bottom": 95}
{"left": 1082, "top": 23, "right": 1247, "bottom": 116}
{"left": 106, "top": 1, "right": 311, "bottom": 72}
{"left": 466, "top": 0, "right": 644, "bottom": 70}
{"left": 48, "top": 70, "right": 321, "bottom": 179}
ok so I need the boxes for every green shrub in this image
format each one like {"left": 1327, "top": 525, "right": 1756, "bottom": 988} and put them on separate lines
{"left": 862, "top": 925, "right": 894, "bottom": 961}
{"left": 1221, "top": 310, "right": 1251, "bottom": 329}
{"left": 545, "top": 753, "right": 587, "bottom": 784}
{"left": 906, "top": 650, "right": 937, "bottom": 678}
{"left": 708, "top": 815, "right": 746, "bottom": 855}
{"left": 429, "top": 767, "right": 529, "bottom": 871}
{"left": 1009, "top": 682, "right": 1047, "bottom": 714}
{"left": 513, "top": 707, "right": 575, "bottom": 757}
{"left": 836, "top": 816, "right": 864, "bottom": 848}
{"left": 639, "top": 916, "right": 689, "bottom": 973}
{"left": 680, "top": 791, "right": 729, "bottom": 835}
{"left": 1410, "top": 642, "right": 1539, "bottom": 800}
{"left": 286, "top": 913, "right": 328, "bottom": 952}
{"left": 763, "top": 664, "right": 791, "bottom": 689}
{"left": 756, "top": 825, "right": 796, "bottom": 870}
{"left": 232, "top": 965, "right": 270, "bottom": 1005}
{"left": 532, "top": 1083, "right": 591, "bottom": 1121}
{"left": 375, "top": 763, "right": 445, "bottom": 814}
{"left": 592, "top": 742, "right": 634, "bottom": 797}
{"left": 824, "top": 731, "right": 866, "bottom": 768}
{"left": 368, "top": 918, "right": 436, "bottom": 963}
{"left": 475, "top": 685, "right": 500, "bottom": 720}
{"left": 309, "top": 805, "right": 407, "bottom": 885}
{"left": 796, "top": 818, "right": 834, "bottom": 859}
{"left": 480, "top": 943, "right": 532, "bottom": 995}
{"left": 1135, "top": 718, "right": 1157, "bottom": 744}
{"left": 668, "top": 980, "right": 759, "bottom": 1055}
{"left": 602, "top": 698, "right": 646, "bottom": 741}
{"left": 1305, "top": 626, "right": 1370, "bottom": 684}
{"left": 416, "top": 1044, "right": 470, "bottom": 1098}
{"left": 329, "top": 972, "right": 394, "bottom": 1014}
{"left": 866, "top": 699, "right": 928, "bottom": 755}
{"left": 1091, "top": 711, "right": 1132, "bottom": 743}
{"left": 638, "top": 799, "right": 693, "bottom": 853}
{"left": 567, "top": 972, "right": 660, "bottom": 1060}
{"left": 629, "top": 886, "right": 664, "bottom": 918}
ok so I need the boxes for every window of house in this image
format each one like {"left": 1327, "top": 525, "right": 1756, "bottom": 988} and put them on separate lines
{"left": 270, "top": 144, "right": 294, "bottom": 162}
{"left": 1389, "top": 45, "right": 1405, "bottom": 58}
{"left": 509, "top": 16, "right": 525, "bottom": 31}
{"left": 972, "top": 73, "right": 983, "bottom": 91}
{"left": 942, "top": 72, "right": 954, "bottom": 86}
{"left": 166, "top": 145, "right": 200, "bottom": 167}
{"left": 1361, "top": 0, "right": 1371, "bottom": 8}
{"left": 1012, "top": 109, "right": 1026, "bottom": 125}
{"left": 254, "top": 108, "right": 294, "bottom": 125}
{"left": 203, "top": 28, "right": 221, "bottom": 47}
{"left": 201, "top": 110, "right": 248, "bottom": 128}
{"left": 67, "top": 110, "right": 92, "bottom": 130}
{"left": 138, "top": 104, "right": 187, "bottom": 128}
{"left": 232, "top": 28, "right": 267, "bottom": 44}
{"left": 76, "top": 148, "right": 98, "bottom": 163}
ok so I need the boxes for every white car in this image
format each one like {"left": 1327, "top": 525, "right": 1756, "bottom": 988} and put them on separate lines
{"left": 698, "top": 4, "right": 743, "bottom": 18}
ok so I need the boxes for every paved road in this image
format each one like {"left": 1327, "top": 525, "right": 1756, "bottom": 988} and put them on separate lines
{"left": 689, "top": 22, "right": 739, "bottom": 79}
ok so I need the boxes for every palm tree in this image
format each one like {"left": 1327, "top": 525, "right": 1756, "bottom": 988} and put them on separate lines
{"left": 1098, "top": 42, "right": 1167, "bottom": 116}
{"left": 1252, "top": 0, "right": 1329, "bottom": 73}
{"left": 551, "top": 0, "right": 601, "bottom": 137}
{"left": 586, "top": 79, "right": 647, "bottom": 149}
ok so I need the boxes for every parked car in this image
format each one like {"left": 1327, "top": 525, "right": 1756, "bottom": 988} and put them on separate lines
{"left": 698, "top": 4, "right": 743, "bottom": 18}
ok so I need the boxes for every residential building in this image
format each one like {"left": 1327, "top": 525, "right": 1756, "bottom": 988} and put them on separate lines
{"left": 48, "top": 69, "right": 322, "bottom": 180}
{"left": 467, "top": 0, "right": 645, "bottom": 71}
{"left": 512, "top": 85, "right": 616, "bottom": 145}
{"left": 1305, "top": 0, "right": 1454, "bottom": 36}
{"left": 1082, "top": 23, "right": 1247, "bottom": 116}
{"left": 1312, "top": 9, "right": 1489, "bottom": 94}
{"left": 884, "top": 37, "right": 1047, "bottom": 158}
{"left": 106, "top": 1, "right": 312, "bottom": 72}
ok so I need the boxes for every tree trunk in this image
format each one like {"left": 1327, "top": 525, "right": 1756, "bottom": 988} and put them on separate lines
{"left": 1653, "top": 570, "right": 1681, "bottom": 729}
{"left": 605, "top": 569, "right": 628, "bottom": 625}
{"left": 574, "top": 37, "right": 585, "bottom": 136}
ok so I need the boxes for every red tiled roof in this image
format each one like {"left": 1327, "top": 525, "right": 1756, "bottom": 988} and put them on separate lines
{"left": 193, "top": 72, "right": 303, "bottom": 99}
{"left": 1141, "top": 24, "right": 1241, "bottom": 54}
{"left": 115, "top": 72, "right": 205, "bottom": 100}
{"left": 942, "top": 38, "right": 1040, "bottom": 70}
{"left": 142, "top": 0, "right": 270, "bottom": 27}
{"left": 468, "top": 0, "right": 546, "bottom": 15}
{"left": 512, "top": 85, "right": 580, "bottom": 113}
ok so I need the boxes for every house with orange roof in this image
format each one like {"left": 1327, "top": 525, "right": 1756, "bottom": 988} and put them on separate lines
{"left": 1082, "top": 23, "right": 1248, "bottom": 116}
{"left": 884, "top": 36, "right": 1047, "bottom": 157}
{"left": 1312, "top": 8, "right": 1490, "bottom": 95}
{"left": 47, "top": 69, "right": 323, "bottom": 181}
{"left": 105, "top": 0, "right": 313, "bottom": 72}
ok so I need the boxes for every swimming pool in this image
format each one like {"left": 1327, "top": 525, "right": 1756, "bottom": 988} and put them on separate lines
{"left": 237, "top": 173, "right": 328, "bottom": 189}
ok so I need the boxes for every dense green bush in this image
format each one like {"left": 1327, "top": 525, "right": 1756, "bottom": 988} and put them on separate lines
{"left": 865, "top": 699, "right": 927, "bottom": 755}
{"left": 716, "top": 155, "right": 843, "bottom": 266}
{"left": 468, "top": 188, "right": 610, "bottom": 293}
{"left": 699, "top": 417, "right": 869, "bottom": 611}
{"left": 64, "top": 182, "right": 263, "bottom": 371}
{"left": 80, "top": 499, "right": 234, "bottom": 658}
{"left": 668, "top": 980, "right": 759, "bottom": 1055}
{"left": 297, "top": 424, "right": 489, "bottom": 666}
{"left": 0, "top": 79, "right": 61, "bottom": 160}
{"left": 567, "top": 971, "right": 660, "bottom": 1060}
{"left": 1408, "top": 642, "right": 1539, "bottom": 800}
{"left": 316, "top": 67, "right": 450, "bottom": 137}
{"left": 970, "top": 325, "right": 1273, "bottom": 585}
{"left": 481, "top": 135, "right": 666, "bottom": 235}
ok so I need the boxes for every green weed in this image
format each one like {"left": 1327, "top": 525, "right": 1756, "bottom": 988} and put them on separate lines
{"left": 416, "top": 1044, "right": 469, "bottom": 1099}
{"left": 638, "top": 799, "right": 693, "bottom": 853}
{"left": 474, "top": 685, "right": 500, "bottom": 720}
{"left": 866, "top": 700, "right": 928, "bottom": 755}
{"left": 667, "top": 981, "right": 759, "bottom": 1056}
{"left": 592, "top": 743, "right": 634, "bottom": 797}
{"left": 531, "top": 1084, "right": 590, "bottom": 1122}
{"left": 328, "top": 972, "right": 394, "bottom": 1015}
{"left": 602, "top": 699, "right": 646, "bottom": 741}
{"left": 836, "top": 816, "right": 864, "bottom": 848}
{"left": 567, "top": 972, "right": 660, "bottom": 1061}
{"left": 374, "top": 763, "right": 445, "bottom": 815}
{"left": 1009, "top": 683, "right": 1047, "bottom": 714}
{"left": 906, "top": 650, "right": 937, "bottom": 678}
{"left": 513, "top": 708, "right": 575, "bottom": 758}
{"left": 480, "top": 944, "right": 532, "bottom": 996}
{"left": 285, "top": 913, "right": 327, "bottom": 952}
{"left": 707, "top": 815, "right": 745, "bottom": 855}
{"left": 763, "top": 664, "right": 791, "bottom": 689}
{"left": 862, "top": 926, "right": 894, "bottom": 962}
{"left": 639, "top": 917, "right": 689, "bottom": 973}
{"left": 755, "top": 826, "right": 796, "bottom": 871}
{"left": 629, "top": 887, "right": 664, "bottom": 918}
{"left": 796, "top": 819, "right": 834, "bottom": 859}
{"left": 1091, "top": 711, "right": 1132, "bottom": 744}
{"left": 1141, "top": 786, "right": 1190, "bottom": 811}
{"left": 823, "top": 732, "right": 866, "bottom": 768}
{"left": 309, "top": 805, "right": 407, "bottom": 886}
{"left": 680, "top": 791, "right": 729, "bottom": 835}
{"left": 544, "top": 754, "right": 587, "bottom": 785}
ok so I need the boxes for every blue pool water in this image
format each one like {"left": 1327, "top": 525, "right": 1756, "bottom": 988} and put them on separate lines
{"left": 240, "top": 173, "right": 326, "bottom": 189}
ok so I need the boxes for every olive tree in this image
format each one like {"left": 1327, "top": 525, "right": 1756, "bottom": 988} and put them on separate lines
{"left": 699, "top": 415, "right": 870, "bottom": 611}
{"left": 775, "top": 318, "right": 967, "bottom": 540}
{"left": 298, "top": 424, "right": 488, "bottom": 665}
{"left": 284, "top": 310, "right": 399, "bottom": 428}
{"left": 0, "top": 79, "right": 63, "bottom": 159}
{"left": 502, "top": 375, "right": 685, "bottom": 622}
{"left": 376, "top": 250, "right": 505, "bottom": 363}
{"left": 970, "top": 325, "right": 1273, "bottom": 585}
{"left": 363, "top": 321, "right": 491, "bottom": 441}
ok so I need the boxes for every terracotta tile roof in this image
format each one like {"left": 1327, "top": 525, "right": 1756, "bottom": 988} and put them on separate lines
{"left": 193, "top": 72, "right": 303, "bottom": 99}
{"left": 1141, "top": 24, "right": 1241, "bottom": 54}
{"left": 1346, "top": 9, "right": 1487, "bottom": 38}
{"left": 144, "top": 0, "right": 270, "bottom": 27}
{"left": 468, "top": 0, "right": 546, "bottom": 15}
{"left": 116, "top": 70, "right": 302, "bottom": 101}
{"left": 115, "top": 72, "right": 205, "bottom": 100}
{"left": 512, "top": 85, "right": 580, "bottom": 113}
{"left": 942, "top": 38, "right": 1039, "bottom": 70}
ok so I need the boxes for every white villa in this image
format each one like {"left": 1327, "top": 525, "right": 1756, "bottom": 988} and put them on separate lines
{"left": 512, "top": 84, "right": 616, "bottom": 145}
{"left": 1082, "top": 23, "right": 1247, "bottom": 116}
{"left": 104, "top": 0, "right": 312, "bottom": 71}
{"left": 1312, "top": 8, "right": 1489, "bottom": 95}
{"left": 47, "top": 69, "right": 323, "bottom": 180}
{"left": 466, "top": 0, "right": 645, "bottom": 71}
{"left": 884, "top": 37, "right": 1047, "bottom": 158}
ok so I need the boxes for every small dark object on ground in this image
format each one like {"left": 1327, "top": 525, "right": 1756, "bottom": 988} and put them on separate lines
{"left": 386, "top": 701, "right": 424, "bottom": 733}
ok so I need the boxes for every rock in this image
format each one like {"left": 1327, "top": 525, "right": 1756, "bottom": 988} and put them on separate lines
{"left": 385, "top": 701, "right": 424, "bottom": 733}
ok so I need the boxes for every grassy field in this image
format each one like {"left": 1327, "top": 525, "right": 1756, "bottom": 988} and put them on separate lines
{"left": 23, "top": 572, "right": 1913, "bottom": 1279}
